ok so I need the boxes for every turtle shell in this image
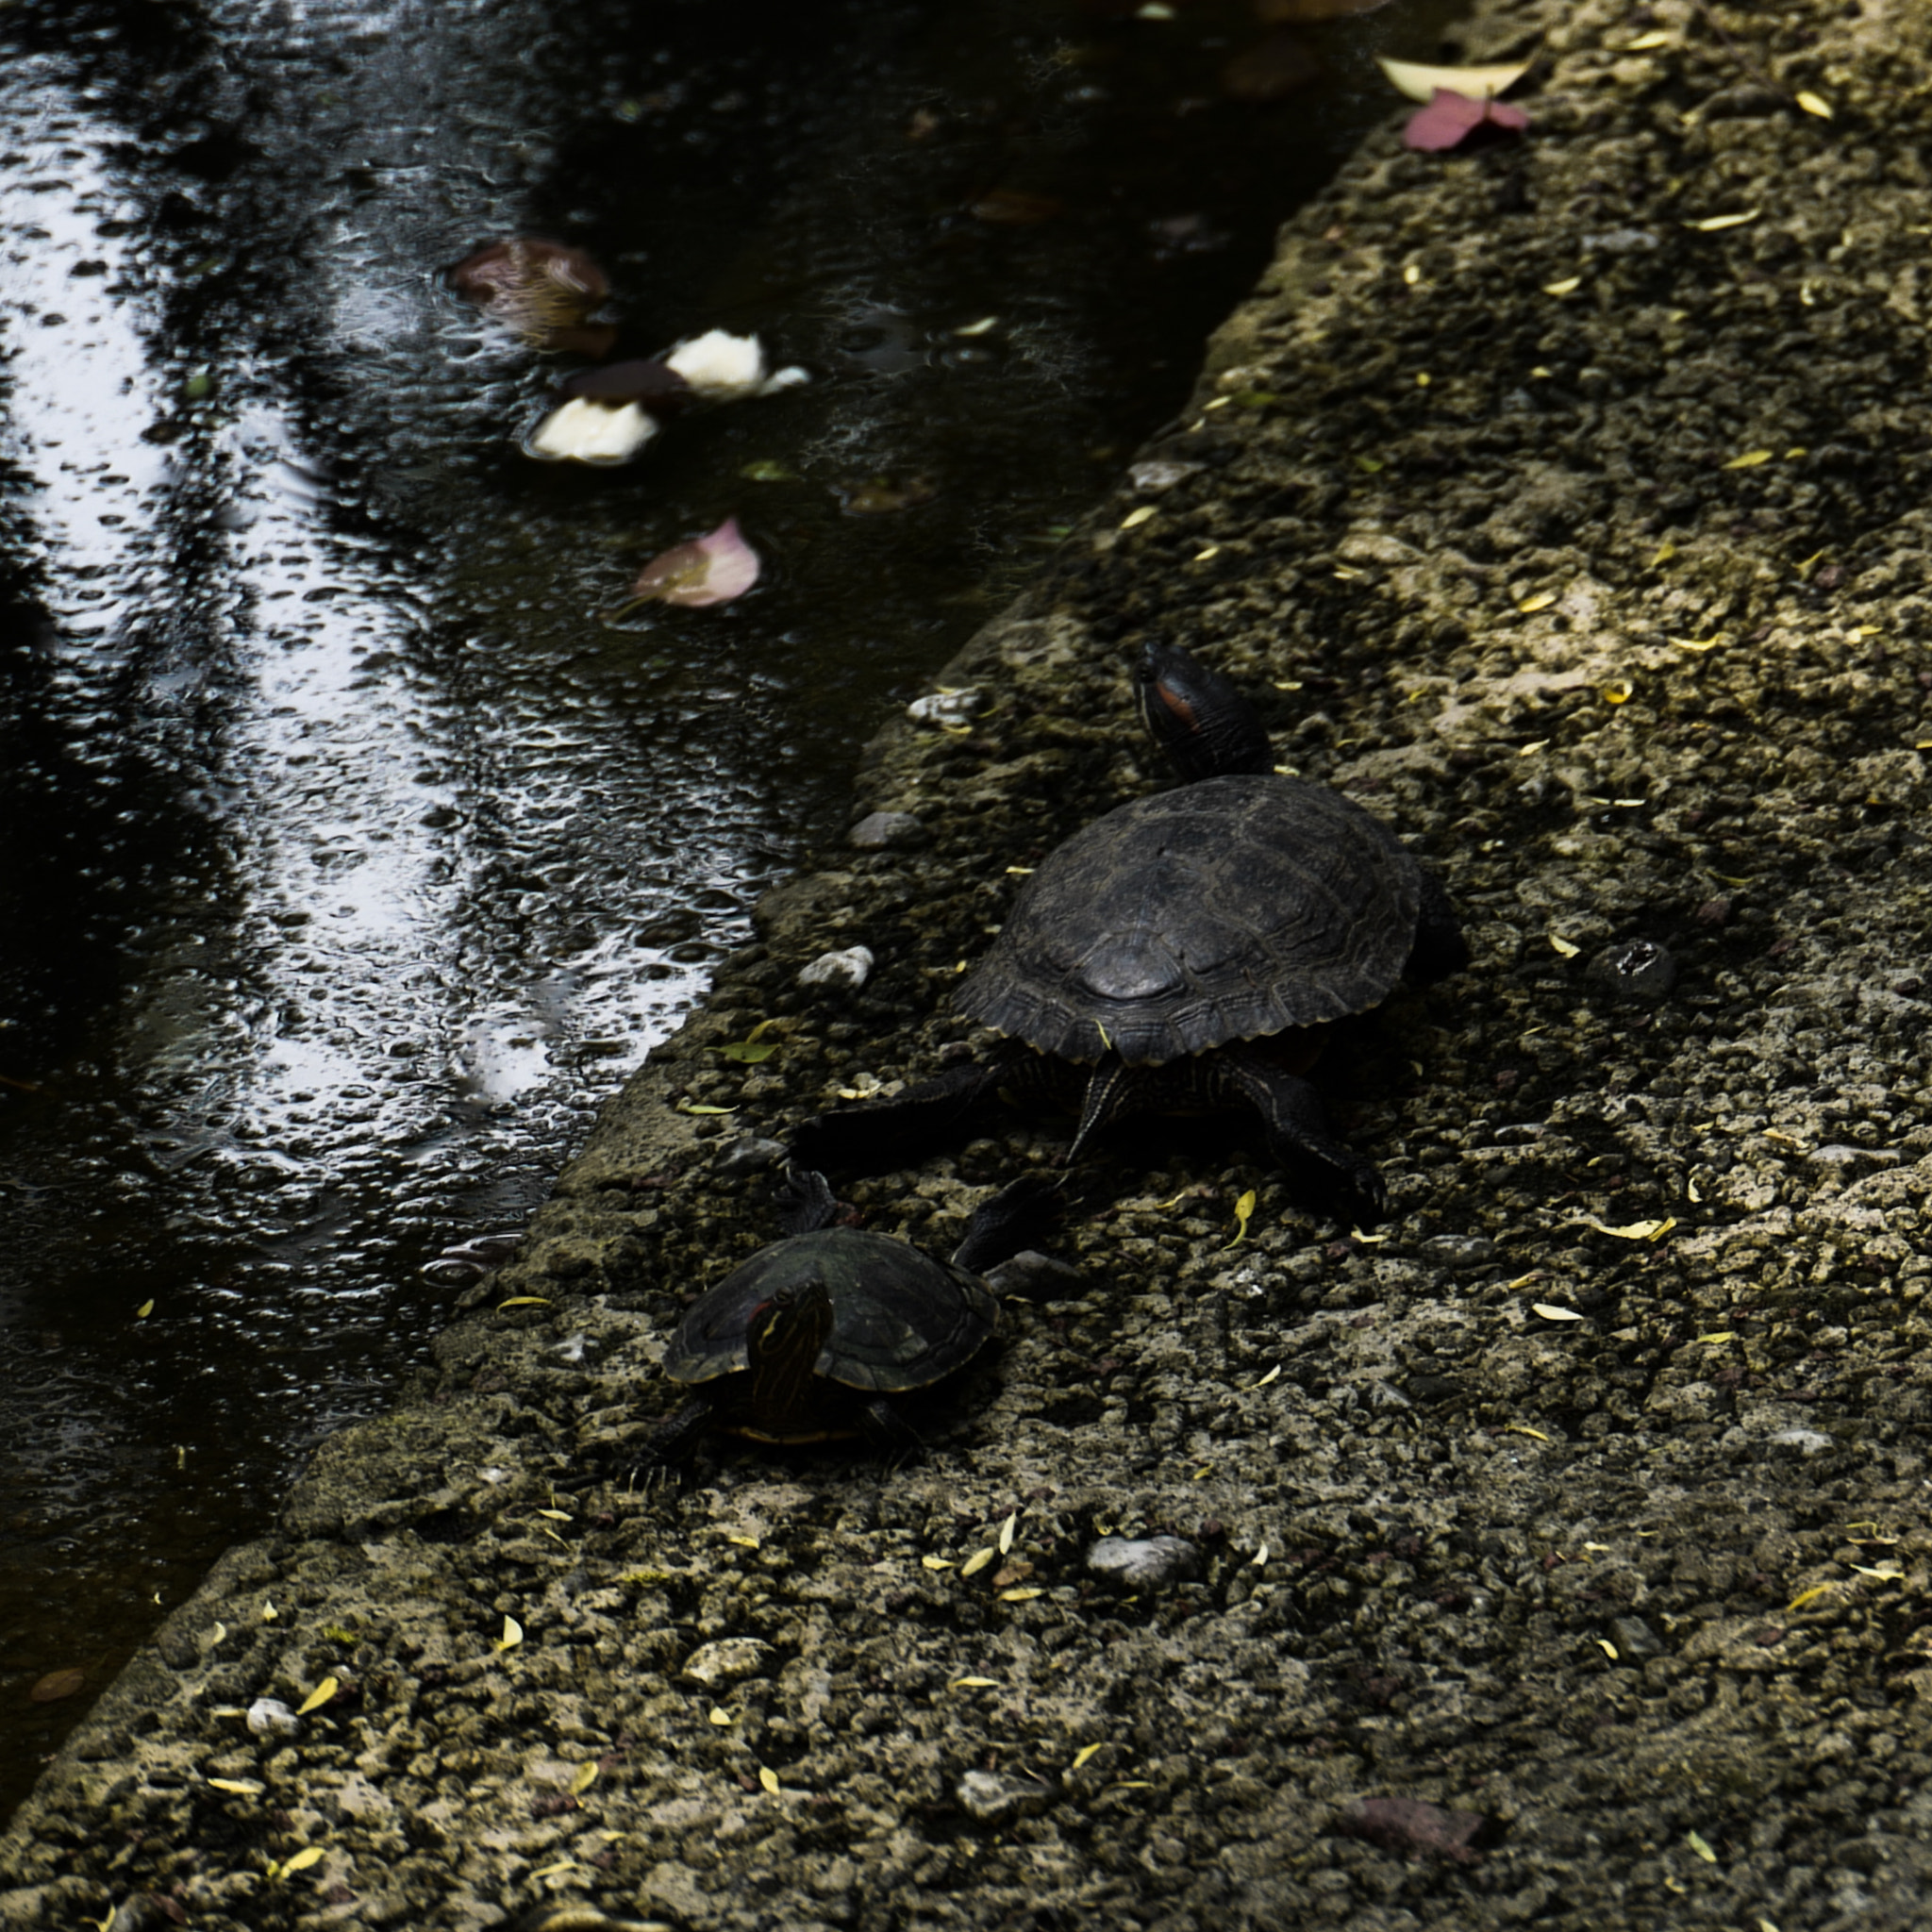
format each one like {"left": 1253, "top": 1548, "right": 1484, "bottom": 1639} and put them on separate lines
{"left": 666, "top": 1228, "right": 998, "bottom": 1393}
{"left": 957, "top": 774, "right": 1422, "bottom": 1067}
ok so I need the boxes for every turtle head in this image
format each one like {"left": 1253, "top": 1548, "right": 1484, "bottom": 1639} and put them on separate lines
{"left": 745, "top": 1276, "right": 836, "bottom": 1422}
{"left": 1136, "top": 641, "right": 1274, "bottom": 782}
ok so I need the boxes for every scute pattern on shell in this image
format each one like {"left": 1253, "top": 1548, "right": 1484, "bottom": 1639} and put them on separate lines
{"left": 665, "top": 1229, "right": 998, "bottom": 1394}
{"left": 958, "top": 774, "right": 1423, "bottom": 1065}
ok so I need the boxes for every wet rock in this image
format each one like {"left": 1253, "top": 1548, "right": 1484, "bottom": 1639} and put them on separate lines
{"left": 678, "top": 1637, "right": 775, "bottom": 1688}
{"left": 797, "top": 944, "right": 874, "bottom": 991}
{"left": 1128, "top": 459, "right": 1201, "bottom": 492}
{"left": 1608, "top": 1616, "right": 1663, "bottom": 1659}
{"left": 1589, "top": 937, "right": 1677, "bottom": 1001}
{"left": 1086, "top": 1536, "right": 1201, "bottom": 1590}
{"left": 848, "top": 809, "right": 927, "bottom": 850}
{"left": 716, "top": 1135, "right": 786, "bottom": 1175}
{"left": 955, "top": 1769, "right": 1052, "bottom": 1825}
{"left": 981, "top": 1249, "right": 1084, "bottom": 1299}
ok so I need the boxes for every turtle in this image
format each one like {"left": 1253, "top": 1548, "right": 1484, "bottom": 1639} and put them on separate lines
{"left": 639, "top": 1167, "right": 1054, "bottom": 1465}
{"left": 791, "top": 641, "right": 1468, "bottom": 1225}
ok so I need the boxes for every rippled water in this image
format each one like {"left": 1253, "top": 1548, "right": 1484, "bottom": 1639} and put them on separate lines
{"left": 0, "top": 0, "right": 1462, "bottom": 1807}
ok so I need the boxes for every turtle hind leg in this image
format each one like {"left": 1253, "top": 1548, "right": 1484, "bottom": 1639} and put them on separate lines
{"left": 788, "top": 1057, "right": 1008, "bottom": 1176}
{"left": 1406, "top": 867, "right": 1470, "bottom": 986}
{"left": 1216, "top": 1045, "right": 1388, "bottom": 1230}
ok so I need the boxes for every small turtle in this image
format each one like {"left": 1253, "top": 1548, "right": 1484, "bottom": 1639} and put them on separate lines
{"left": 641, "top": 1169, "right": 1052, "bottom": 1464}
{"left": 792, "top": 642, "right": 1467, "bottom": 1224}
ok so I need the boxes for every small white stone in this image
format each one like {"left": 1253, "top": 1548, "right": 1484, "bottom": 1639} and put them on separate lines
{"left": 1087, "top": 1535, "right": 1202, "bottom": 1590}
{"left": 1770, "top": 1427, "right": 1834, "bottom": 1456}
{"left": 246, "top": 1696, "right": 301, "bottom": 1738}
{"left": 955, "top": 1769, "right": 1049, "bottom": 1824}
{"left": 798, "top": 945, "right": 874, "bottom": 991}
{"left": 680, "top": 1637, "right": 775, "bottom": 1688}
{"left": 908, "top": 689, "right": 987, "bottom": 727}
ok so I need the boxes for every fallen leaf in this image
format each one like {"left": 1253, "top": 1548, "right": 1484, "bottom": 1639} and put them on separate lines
{"left": 1404, "top": 88, "right": 1530, "bottom": 151}
{"left": 1541, "top": 276, "right": 1582, "bottom": 296}
{"left": 758, "top": 1767, "right": 781, "bottom": 1795}
{"left": 1795, "top": 91, "right": 1832, "bottom": 120}
{"left": 625, "top": 516, "right": 760, "bottom": 609}
{"left": 1723, "top": 449, "right": 1774, "bottom": 469}
{"left": 1225, "top": 1188, "right": 1257, "bottom": 1247}
{"left": 1618, "top": 30, "right": 1673, "bottom": 51}
{"left": 1687, "top": 1830, "right": 1719, "bottom": 1864}
{"left": 1336, "top": 1794, "right": 1491, "bottom": 1863}
{"left": 495, "top": 1615, "right": 524, "bottom": 1653}
{"left": 1222, "top": 30, "right": 1324, "bottom": 103}
{"left": 1518, "top": 591, "right": 1558, "bottom": 612}
{"left": 1549, "top": 934, "right": 1580, "bottom": 958}
{"left": 1532, "top": 1304, "right": 1583, "bottom": 1323}
{"left": 969, "top": 188, "right": 1061, "bottom": 225}
{"left": 1683, "top": 209, "right": 1758, "bottom": 231}
{"left": 841, "top": 476, "right": 937, "bottom": 515}
{"left": 280, "top": 1846, "right": 327, "bottom": 1875}
{"left": 1256, "top": 0, "right": 1392, "bottom": 21}
{"left": 28, "top": 1668, "right": 86, "bottom": 1703}
{"left": 296, "top": 1676, "right": 339, "bottom": 1716}
{"left": 447, "top": 236, "right": 610, "bottom": 348}
{"left": 1071, "top": 1741, "right": 1104, "bottom": 1770}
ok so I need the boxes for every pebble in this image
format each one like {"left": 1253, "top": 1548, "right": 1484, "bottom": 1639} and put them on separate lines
{"left": 1608, "top": 1615, "right": 1663, "bottom": 1658}
{"left": 246, "top": 1697, "right": 301, "bottom": 1738}
{"left": 1770, "top": 1426, "right": 1835, "bottom": 1456}
{"left": 1589, "top": 937, "right": 1677, "bottom": 1001}
{"left": 797, "top": 944, "right": 874, "bottom": 991}
{"left": 1086, "top": 1535, "right": 1202, "bottom": 1590}
{"left": 907, "top": 688, "right": 988, "bottom": 728}
{"left": 955, "top": 1769, "right": 1051, "bottom": 1825}
{"left": 678, "top": 1637, "right": 775, "bottom": 1688}
{"left": 982, "top": 1250, "right": 1084, "bottom": 1299}
{"left": 717, "top": 1135, "right": 786, "bottom": 1175}
{"left": 848, "top": 809, "right": 927, "bottom": 850}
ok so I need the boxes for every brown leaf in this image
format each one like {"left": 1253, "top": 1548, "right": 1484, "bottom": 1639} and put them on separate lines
{"left": 29, "top": 1667, "right": 86, "bottom": 1703}
{"left": 446, "top": 237, "right": 609, "bottom": 347}
{"left": 1255, "top": 0, "right": 1391, "bottom": 20}
{"left": 1335, "top": 1795, "right": 1493, "bottom": 1863}
{"left": 969, "top": 189, "right": 1062, "bottom": 225}
{"left": 1222, "top": 31, "right": 1323, "bottom": 102}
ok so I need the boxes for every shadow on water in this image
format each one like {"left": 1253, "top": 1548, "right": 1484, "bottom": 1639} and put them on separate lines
{"left": 0, "top": 0, "right": 1468, "bottom": 1808}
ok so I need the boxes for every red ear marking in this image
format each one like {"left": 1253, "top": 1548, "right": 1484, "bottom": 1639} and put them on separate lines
{"left": 1155, "top": 682, "right": 1197, "bottom": 730}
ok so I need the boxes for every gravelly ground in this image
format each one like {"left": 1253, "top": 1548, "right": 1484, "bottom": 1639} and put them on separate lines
{"left": 8, "top": 1, "right": 1932, "bottom": 1927}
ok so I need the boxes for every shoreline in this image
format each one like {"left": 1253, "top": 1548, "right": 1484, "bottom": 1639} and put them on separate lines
{"left": 10, "top": 2, "right": 1932, "bottom": 1926}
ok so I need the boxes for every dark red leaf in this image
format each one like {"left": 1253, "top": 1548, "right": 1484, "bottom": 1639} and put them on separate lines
{"left": 1336, "top": 1795, "right": 1494, "bottom": 1863}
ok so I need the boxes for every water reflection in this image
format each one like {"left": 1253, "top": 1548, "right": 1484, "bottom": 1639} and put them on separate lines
{"left": 0, "top": 0, "right": 1463, "bottom": 1807}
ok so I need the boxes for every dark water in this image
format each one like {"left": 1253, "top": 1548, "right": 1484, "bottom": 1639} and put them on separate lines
{"left": 0, "top": 0, "right": 1462, "bottom": 1811}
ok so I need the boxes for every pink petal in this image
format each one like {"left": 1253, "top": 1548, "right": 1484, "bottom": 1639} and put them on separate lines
{"left": 630, "top": 516, "right": 761, "bottom": 608}
{"left": 1403, "top": 88, "right": 1487, "bottom": 150}
{"left": 1403, "top": 88, "right": 1527, "bottom": 152}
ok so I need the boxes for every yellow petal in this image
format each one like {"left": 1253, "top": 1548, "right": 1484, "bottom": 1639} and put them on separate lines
{"left": 1541, "top": 277, "right": 1582, "bottom": 297}
{"left": 1376, "top": 54, "right": 1531, "bottom": 103}
{"left": 1684, "top": 209, "right": 1758, "bottom": 231}
{"left": 1532, "top": 1303, "right": 1584, "bottom": 1322}
{"left": 1723, "top": 449, "right": 1774, "bottom": 469}
{"left": 1549, "top": 934, "right": 1580, "bottom": 958}
{"left": 1795, "top": 92, "right": 1832, "bottom": 119}
{"left": 1517, "top": 591, "right": 1558, "bottom": 613}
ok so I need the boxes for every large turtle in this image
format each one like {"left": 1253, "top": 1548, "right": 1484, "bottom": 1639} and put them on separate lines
{"left": 792, "top": 642, "right": 1467, "bottom": 1224}
{"left": 640, "top": 1169, "right": 1052, "bottom": 1464}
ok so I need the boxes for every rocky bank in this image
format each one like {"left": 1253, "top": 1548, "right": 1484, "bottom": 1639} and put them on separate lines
{"left": 8, "top": 0, "right": 1932, "bottom": 1926}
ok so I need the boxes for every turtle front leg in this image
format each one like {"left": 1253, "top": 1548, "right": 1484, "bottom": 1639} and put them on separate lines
{"left": 629, "top": 1395, "right": 715, "bottom": 1475}
{"left": 859, "top": 1396, "right": 924, "bottom": 1467}
{"left": 1215, "top": 1044, "right": 1389, "bottom": 1229}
